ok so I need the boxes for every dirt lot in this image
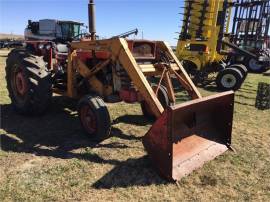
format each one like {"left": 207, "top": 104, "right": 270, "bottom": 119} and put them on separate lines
{"left": 0, "top": 49, "right": 269, "bottom": 201}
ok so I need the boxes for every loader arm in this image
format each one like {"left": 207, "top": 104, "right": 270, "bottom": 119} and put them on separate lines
{"left": 70, "top": 38, "right": 202, "bottom": 117}
{"left": 156, "top": 41, "right": 202, "bottom": 99}
{"left": 70, "top": 38, "right": 163, "bottom": 117}
{"left": 110, "top": 38, "right": 164, "bottom": 117}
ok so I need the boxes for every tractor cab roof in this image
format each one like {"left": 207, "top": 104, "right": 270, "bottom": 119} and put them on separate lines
{"left": 40, "top": 19, "right": 84, "bottom": 25}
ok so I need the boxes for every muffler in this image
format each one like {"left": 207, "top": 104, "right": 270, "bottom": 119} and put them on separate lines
{"left": 143, "top": 91, "right": 234, "bottom": 181}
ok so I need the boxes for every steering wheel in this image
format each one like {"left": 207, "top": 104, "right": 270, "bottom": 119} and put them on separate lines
{"left": 72, "top": 33, "right": 89, "bottom": 40}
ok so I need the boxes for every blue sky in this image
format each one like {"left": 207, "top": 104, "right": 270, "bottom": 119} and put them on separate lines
{"left": 0, "top": 0, "right": 183, "bottom": 45}
{"left": 1, "top": 0, "right": 269, "bottom": 45}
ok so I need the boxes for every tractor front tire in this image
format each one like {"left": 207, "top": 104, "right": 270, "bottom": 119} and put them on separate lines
{"left": 141, "top": 84, "right": 170, "bottom": 120}
{"left": 78, "top": 95, "right": 111, "bottom": 141}
{"left": 5, "top": 49, "right": 52, "bottom": 115}
{"left": 216, "top": 68, "right": 243, "bottom": 91}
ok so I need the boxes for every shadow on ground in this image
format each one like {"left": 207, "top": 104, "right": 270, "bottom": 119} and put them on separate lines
{"left": 92, "top": 155, "right": 167, "bottom": 188}
{"left": 1, "top": 96, "right": 165, "bottom": 187}
{"left": 112, "top": 114, "right": 151, "bottom": 126}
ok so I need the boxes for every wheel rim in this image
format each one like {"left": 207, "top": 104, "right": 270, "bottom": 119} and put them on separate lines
{"left": 249, "top": 59, "right": 263, "bottom": 71}
{"left": 15, "top": 71, "right": 27, "bottom": 95}
{"left": 80, "top": 105, "right": 97, "bottom": 134}
{"left": 221, "top": 74, "right": 237, "bottom": 89}
{"left": 12, "top": 66, "right": 28, "bottom": 98}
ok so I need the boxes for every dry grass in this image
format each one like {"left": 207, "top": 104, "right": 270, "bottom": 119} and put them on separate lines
{"left": 0, "top": 34, "right": 24, "bottom": 40}
{"left": 0, "top": 49, "right": 270, "bottom": 201}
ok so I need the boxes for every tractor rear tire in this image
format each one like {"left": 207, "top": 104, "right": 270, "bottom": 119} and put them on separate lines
{"left": 229, "top": 64, "right": 248, "bottom": 80}
{"left": 141, "top": 84, "right": 170, "bottom": 120}
{"left": 78, "top": 95, "right": 111, "bottom": 141}
{"left": 216, "top": 68, "right": 243, "bottom": 91}
{"left": 5, "top": 49, "right": 52, "bottom": 115}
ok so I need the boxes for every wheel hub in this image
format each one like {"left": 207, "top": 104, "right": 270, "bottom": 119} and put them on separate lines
{"left": 15, "top": 71, "right": 27, "bottom": 96}
{"left": 80, "top": 105, "right": 97, "bottom": 134}
{"left": 221, "top": 74, "right": 237, "bottom": 89}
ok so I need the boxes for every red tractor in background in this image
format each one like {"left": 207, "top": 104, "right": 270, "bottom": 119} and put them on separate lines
{"left": 23, "top": 19, "right": 87, "bottom": 89}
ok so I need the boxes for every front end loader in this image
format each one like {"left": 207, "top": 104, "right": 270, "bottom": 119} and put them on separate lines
{"left": 5, "top": 0, "right": 235, "bottom": 181}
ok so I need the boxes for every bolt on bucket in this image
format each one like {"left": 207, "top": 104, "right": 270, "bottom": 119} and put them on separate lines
{"left": 143, "top": 91, "right": 234, "bottom": 181}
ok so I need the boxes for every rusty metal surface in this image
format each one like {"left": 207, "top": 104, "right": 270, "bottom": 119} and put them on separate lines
{"left": 143, "top": 91, "right": 234, "bottom": 181}
{"left": 143, "top": 110, "right": 173, "bottom": 180}
{"left": 172, "top": 137, "right": 228, "bottom": 180}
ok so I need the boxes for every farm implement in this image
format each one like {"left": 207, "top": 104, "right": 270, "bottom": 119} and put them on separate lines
{"left": 176, "top": 0, "right": 270, "bottom": 91}
{"left": 231, "top": 0, "right": 270, "bottom": 72}
{"left": 5, "top": 0, "right": 234, "bottom": 181}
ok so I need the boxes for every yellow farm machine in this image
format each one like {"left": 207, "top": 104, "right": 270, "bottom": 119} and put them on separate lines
{"left": 176, "top": 0, "right": 270, "bottom": 91}
{"left": 5, "top": 0, "right": 235, "bottom": 181}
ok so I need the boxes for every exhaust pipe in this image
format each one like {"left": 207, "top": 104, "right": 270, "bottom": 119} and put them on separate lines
{"left": 88, "top": 0, "right": 96, "bottom": 40}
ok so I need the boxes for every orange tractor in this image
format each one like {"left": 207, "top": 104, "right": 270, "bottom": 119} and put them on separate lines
{"left": 5, "top": 0, "right": 234, "bottom": 181}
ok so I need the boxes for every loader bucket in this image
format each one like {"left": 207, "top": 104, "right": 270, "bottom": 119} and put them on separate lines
{"left": 143, "top": 91, "right": 234, "bottom": 181}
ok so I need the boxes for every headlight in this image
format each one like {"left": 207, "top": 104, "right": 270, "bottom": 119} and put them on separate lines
{"left": 45, "top": 44, "right": 52, "bottom": 50}
{"left": 38, "top": 44, "right": 44, "bottom": 49}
